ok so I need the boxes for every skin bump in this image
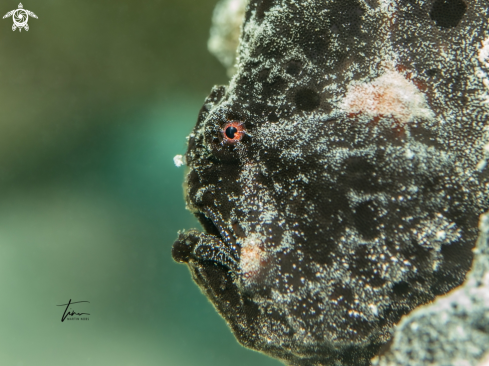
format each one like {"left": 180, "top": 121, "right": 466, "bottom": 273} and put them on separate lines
{"left": 341, "top": 70, "right": 434, "bottom": 123}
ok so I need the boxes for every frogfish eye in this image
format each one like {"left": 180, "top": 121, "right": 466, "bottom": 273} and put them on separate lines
{"left": 222, "top": 121, "right": 245, "bottom": 144}
{"left": 225, "top": 126, "right": 238, "bottom": 139}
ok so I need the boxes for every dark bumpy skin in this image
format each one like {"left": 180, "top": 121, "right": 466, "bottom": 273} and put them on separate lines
{"left": 172, "top": 0, "right": 489, "bottom": 365}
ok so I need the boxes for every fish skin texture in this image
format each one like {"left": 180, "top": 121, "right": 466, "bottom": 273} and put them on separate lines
{"left": 172, "top": 0, "right": 489, "bottom": 364}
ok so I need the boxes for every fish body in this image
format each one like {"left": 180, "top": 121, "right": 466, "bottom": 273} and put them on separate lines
{"left": 172, "top": 0, "right": 489, "bottom": 364}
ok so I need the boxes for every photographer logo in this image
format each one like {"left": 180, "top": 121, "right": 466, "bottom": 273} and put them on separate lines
{"left": 57, "top": 299, "right": 91, "bottom": 322}
{"left": 3, "top": 3, "right": 37, "bottom": 32}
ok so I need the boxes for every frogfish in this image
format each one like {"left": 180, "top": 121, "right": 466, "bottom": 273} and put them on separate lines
{"left": 172, "top": 0, "right": 489, "bottom": 364}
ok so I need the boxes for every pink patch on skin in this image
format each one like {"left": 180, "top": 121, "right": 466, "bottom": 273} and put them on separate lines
{"left": 240, "top": 238, "right": 267, "bottom": 281}
{"left": 341, "top": 70, "right": 434, "bottom": 123}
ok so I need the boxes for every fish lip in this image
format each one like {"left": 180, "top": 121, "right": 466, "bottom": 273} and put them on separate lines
{"left": 172, "top": 227, "right": 200, "bottom": 264}
{"left": 202, "top": 207, "right": 238, "bottom": 249}
{"left": 172, "top": 206, "right": 241, "bottom": 268}
{"left": 187, "top": 207, "right": 240, "bottom": 271}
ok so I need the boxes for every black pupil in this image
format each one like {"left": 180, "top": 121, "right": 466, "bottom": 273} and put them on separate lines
{"left": 225, "top": 126, "right": 238, "bottom": 139}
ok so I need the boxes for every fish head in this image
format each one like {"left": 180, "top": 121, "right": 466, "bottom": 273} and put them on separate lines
{"left": 172, "top": 0, "right": 488, "bottom": 364}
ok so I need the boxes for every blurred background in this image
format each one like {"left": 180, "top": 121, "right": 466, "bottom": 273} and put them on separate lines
{"left": 0, "top": 0, "right": 280, "bottom": 365}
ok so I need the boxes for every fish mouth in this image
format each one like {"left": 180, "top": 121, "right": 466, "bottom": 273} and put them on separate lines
{"left": 172, "top": 208, "right": 240, "bottom": 272}
{"left": 202, "top": 208, "right": 238, "bottom": 246}
{"left": 195, "top": 209, "right": 227, "bottom": 239}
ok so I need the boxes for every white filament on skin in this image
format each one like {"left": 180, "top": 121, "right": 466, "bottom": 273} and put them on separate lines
{"left": 173, "top": 154, "right": 185, "bottom": 167}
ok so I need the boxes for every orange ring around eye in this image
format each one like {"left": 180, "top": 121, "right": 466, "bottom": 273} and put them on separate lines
{"left": 222, "top": 121, "right": 245, "bottom": 144}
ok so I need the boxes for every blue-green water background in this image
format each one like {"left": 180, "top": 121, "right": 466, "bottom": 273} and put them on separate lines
{"left": 0, "top": 1, "right": 281, "bottom": 365}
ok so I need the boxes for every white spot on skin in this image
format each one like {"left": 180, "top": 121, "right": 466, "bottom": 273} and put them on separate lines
{"left": 340, "top": 70, "right": 434, "bottom": 123}
{"left": 478, "top": 38, "right": 489, "bottom": 68}
{"left": 436, "top": 230, "right": 446, "bottom": 240}
{"left": 477, "top": 37, "right": 489, "bottom": 103}
{"left": 477, "top": 159, "right": 487, "bottom": 171}
{"left": 369, "top": 303, "right": 379, "bottom": 316}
